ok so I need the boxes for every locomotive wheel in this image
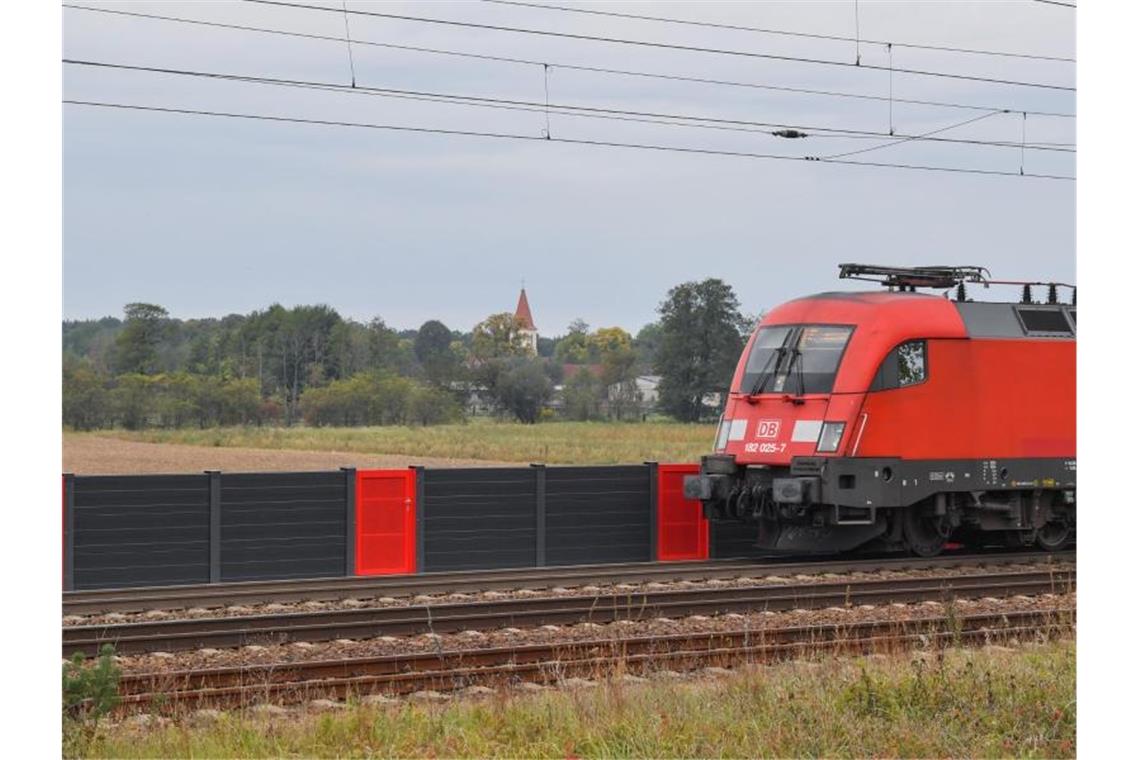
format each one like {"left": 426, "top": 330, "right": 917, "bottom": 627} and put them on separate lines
{"left": 901, "top": 503, "right": 952, "bottom": 558}
{"left": 1035, "top": 521, "right": 1072, "bottom": 551}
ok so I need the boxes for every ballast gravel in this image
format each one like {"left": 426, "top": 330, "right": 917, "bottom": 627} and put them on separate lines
{"left": 64, "top": 560, "right": 1073, "bottom": 627}
{"left": 110, "top": 591, "right": 1074, "bottom": 676}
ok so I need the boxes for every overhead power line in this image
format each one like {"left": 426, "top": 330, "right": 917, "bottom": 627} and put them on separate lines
{"left": 62, "top": 99, "right": 1075, "bottom": 181}
{"left": 483, "top": 0, "right": 1075, "bottom": 63}
{"left": 64, "top": 59, "right": 1075, "bottom": 153}
{"left": 241, "top": 0, "right": 1076, "bottom": 92}
{"left": 63, "top": 4, "right": 1076, "bottom": 118}
{"left": 818, "top": 111, "right": 1004, "bottom": 160}
{"left": 1031, "top": 1, "right": 1076, "bottom": 8}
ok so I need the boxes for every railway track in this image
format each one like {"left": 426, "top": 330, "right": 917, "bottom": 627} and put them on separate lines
{"left": 117, "top": 607, "right": 1074, "bottom": 710}
{"left": 64, "top": 565, "right": 1073, "bottom": 657}
{"left": 63, "top": 549, "right": 1072, "bottom": 616}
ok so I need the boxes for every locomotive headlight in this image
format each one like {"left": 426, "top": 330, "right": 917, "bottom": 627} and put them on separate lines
{"left": 816, "top": 422, "right": 846, "bottom": 453}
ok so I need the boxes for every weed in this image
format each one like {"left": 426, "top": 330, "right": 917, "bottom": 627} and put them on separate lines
{"left": 62, "top": 644, "right": 121, "bottom": 757}
{"left": 81, "top": 640, "right": 1075, "bottom": 758}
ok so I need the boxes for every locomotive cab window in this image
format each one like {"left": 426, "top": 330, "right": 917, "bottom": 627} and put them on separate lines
{"left": 739, "top": 324, "right": 853, "bottom": 395}
{"left": 869, "top": 340, "right": 927, "bottom": 391}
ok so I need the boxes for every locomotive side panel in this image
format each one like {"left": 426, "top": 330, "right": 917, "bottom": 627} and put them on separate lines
{"left": 854, "top": 338, "right": 1074, "bottom": 460}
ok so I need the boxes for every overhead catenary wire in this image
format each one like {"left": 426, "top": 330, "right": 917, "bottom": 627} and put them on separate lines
{"left": 61, "top": 99, "right": 1076, "bottom": 181}
{"left": 482, "top": 0, "right": 1075, "bottom": 63}
{"left": 817, "top": 110, "right": 1006, "bottom": 160}
{"left": 62, "top": 59, "right": 1075, "bottom": 152}
{"left": 241, "top": 0, "right": 1076, "bottom": 91}
{"left": 62, "top": 4, "right": 1076, "bottom": 119}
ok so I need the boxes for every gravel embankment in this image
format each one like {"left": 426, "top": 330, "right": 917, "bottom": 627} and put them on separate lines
{"left": 111, "top": 590, "right": 1075, "bottom": 675}
{"left": 64, "top": 561, "right": 1074, "bottom": 627}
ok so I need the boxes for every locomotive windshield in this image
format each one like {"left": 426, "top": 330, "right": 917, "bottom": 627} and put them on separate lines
{"left": 739, "top": 324, "right": 853, "bottom": 395}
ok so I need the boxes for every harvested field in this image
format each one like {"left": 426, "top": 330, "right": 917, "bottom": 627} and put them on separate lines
{"left": 63, "top": 434, "right": 523, "bottom": 475}
{"left": 97, "top": 420, "right": 716, "bottom": 466}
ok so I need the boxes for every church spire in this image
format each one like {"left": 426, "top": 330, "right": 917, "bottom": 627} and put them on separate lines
{"left": 515, "top": 288, "right": 537, "bottom": 331}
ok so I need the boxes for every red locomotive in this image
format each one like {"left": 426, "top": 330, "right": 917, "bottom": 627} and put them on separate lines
{"left": 684, "top": 264, "right": 1075, "bottom": 556}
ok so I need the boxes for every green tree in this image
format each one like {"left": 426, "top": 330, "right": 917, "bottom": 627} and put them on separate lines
{"left": 486, "top": 358, "right": 552, "bottom": 423}
{"left": 299, "top": 371, "right": 464, "bottom": 427}
{"left": 554, "top": 319, "right": 592, "bottom": 363}
{"left": 633, "top": 322, "right": 663, "bottom": 373}
{"left": 112, "top": 303, "right": 169, "bottom": 375}
{"left": 472, "top": 313, "right": 532, "bottom": 360}
{"left": 654, "top": 279, "right": 748, "bottom": 422}
{"left": 407, "top": 384, "right": 464, "bottom": 425}
{"left": 414, "top": 320, "right": 460, "bottom": 385}
{"left": 218, "top": 377, "right": 260, "bottom": 425}
{"left": 109, "top": 374, "right": 156, "bottom": 430}
{"left": 561, "top": 367, "right": 602, "bottom": 421}
{"left": 62, "top": 357, "right": 110, "bottom": 430}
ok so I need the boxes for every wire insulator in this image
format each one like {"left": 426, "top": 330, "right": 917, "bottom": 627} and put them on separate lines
{"left": 1021, "top": 284, "right": 1033, "bottom": 304}
{"left": 1048, "top": 283, "right": 1058, "bottom": 304}
{"left": 956, "top": 283, "right": 967, "bottom": 302}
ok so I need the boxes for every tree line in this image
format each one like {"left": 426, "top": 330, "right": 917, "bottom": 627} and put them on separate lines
{"left": 62, "top": 279, "right": 753, "bottom": 429}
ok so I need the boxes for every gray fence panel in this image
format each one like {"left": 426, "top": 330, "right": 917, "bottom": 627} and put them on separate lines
{"left": 421, "top": 468, "right": 537, "bottom": 571}
{"left": 545, "top": 465, "right": 652, "bottom": 566}
{"left": 220, "top": 471, "right": 347, "bottom": 582}
{"left": 72, "top": 474, "right": 210, "bottom": 589}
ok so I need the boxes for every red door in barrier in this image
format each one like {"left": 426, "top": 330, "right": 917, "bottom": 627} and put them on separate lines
{"left": 356, "top": 469, "right": 416, "bottom": 575}
{"left": 657, "top": 464, "right": 709, "bottom": 561}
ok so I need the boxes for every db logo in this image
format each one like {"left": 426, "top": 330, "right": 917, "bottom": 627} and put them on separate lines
{"left": 755, "top": 420, "right": 780, "bottom": 439}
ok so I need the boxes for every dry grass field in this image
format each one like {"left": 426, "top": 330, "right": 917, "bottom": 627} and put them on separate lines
{"left": 69, "top": 421, "right": 716, "bottom": 474}
{"left": 72, "top": 640, "right": 1075, "bottom": 758}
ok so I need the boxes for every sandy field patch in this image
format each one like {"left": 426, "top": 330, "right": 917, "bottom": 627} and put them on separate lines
{"left": 63, "top": 434, "right": 523, "bottom": 475}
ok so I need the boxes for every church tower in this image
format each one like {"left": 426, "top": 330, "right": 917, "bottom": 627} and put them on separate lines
{"left": 514, "top": 288, "right": 538, "bottom": 355}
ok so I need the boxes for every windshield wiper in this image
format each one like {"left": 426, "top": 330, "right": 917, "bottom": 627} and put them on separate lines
{"left": 791, "top": 348, "right": 806, "bottom": 396}
{"left": 783, "top": 347, "right": 807, "bottom": 403}
{"left": 749, "top": 345, "right": 787, "bottom": 397}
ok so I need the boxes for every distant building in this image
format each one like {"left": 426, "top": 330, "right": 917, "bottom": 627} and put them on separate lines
{"left": 627, "top": 375, "right": 661, "bottom": 407}
{"left": 515, "top": 288, "right": 538, "bottom": 355}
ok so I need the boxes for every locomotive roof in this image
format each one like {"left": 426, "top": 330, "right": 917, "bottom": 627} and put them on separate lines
{"left": 765, "top": 290, "right": 1075, "bottom": 340}
{"left": 747, "top": 290, "right": 1073, "bottom": 395}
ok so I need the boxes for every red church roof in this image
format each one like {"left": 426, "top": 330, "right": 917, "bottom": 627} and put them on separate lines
{"left": 515, "top": 288, "right": 537, "bottom": 330}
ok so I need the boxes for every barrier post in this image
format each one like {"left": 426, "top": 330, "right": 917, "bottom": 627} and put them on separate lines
{"left": 532, "top": 464, "right": 547, "bottom": 567}
{"left": 341, "top": 467, "right": 357, "bottom": 576}
{"left": 207, "top": 470, "right": 221, "bottom": 583}
{"left": 412, "top": 466, "right": 425, "bottom": 574}
{"left": 645, "top": 462, "right": 659, "bottom": 562}
{"left": 63, "top": 473, "right": 75, "bottom": 591}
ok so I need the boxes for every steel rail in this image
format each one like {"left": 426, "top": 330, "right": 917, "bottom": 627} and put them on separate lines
{"left": 117, "top": 608, "right": 1074, "bottom": 708}
{"left": 63, "top": 549, "right": 1073, "bottom": 616}
{"left": 64, "top": 568, "right": 1073, "bottom": 657}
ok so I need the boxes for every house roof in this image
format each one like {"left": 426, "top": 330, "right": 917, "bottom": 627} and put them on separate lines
{"left": 562, "top": 363, "right": 605, "bottom": 380}
{"left": 515, "top": 288, "right": 537, "bottom": 330}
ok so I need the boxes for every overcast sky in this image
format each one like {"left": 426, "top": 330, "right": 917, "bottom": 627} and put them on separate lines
{"left": 63, "top": 1, "right": 1075, "bottom": 334}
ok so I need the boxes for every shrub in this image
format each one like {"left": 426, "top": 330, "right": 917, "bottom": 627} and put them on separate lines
{"left": 63, "top": 644, "right": 121, "bottom": 754}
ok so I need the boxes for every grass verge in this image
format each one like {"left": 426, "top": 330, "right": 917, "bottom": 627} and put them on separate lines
{"left": 93, "top": 420, "right": 717, "bottom": 465}
{"left": 75, "top": 640, "right": 1074, "bottom": 758}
